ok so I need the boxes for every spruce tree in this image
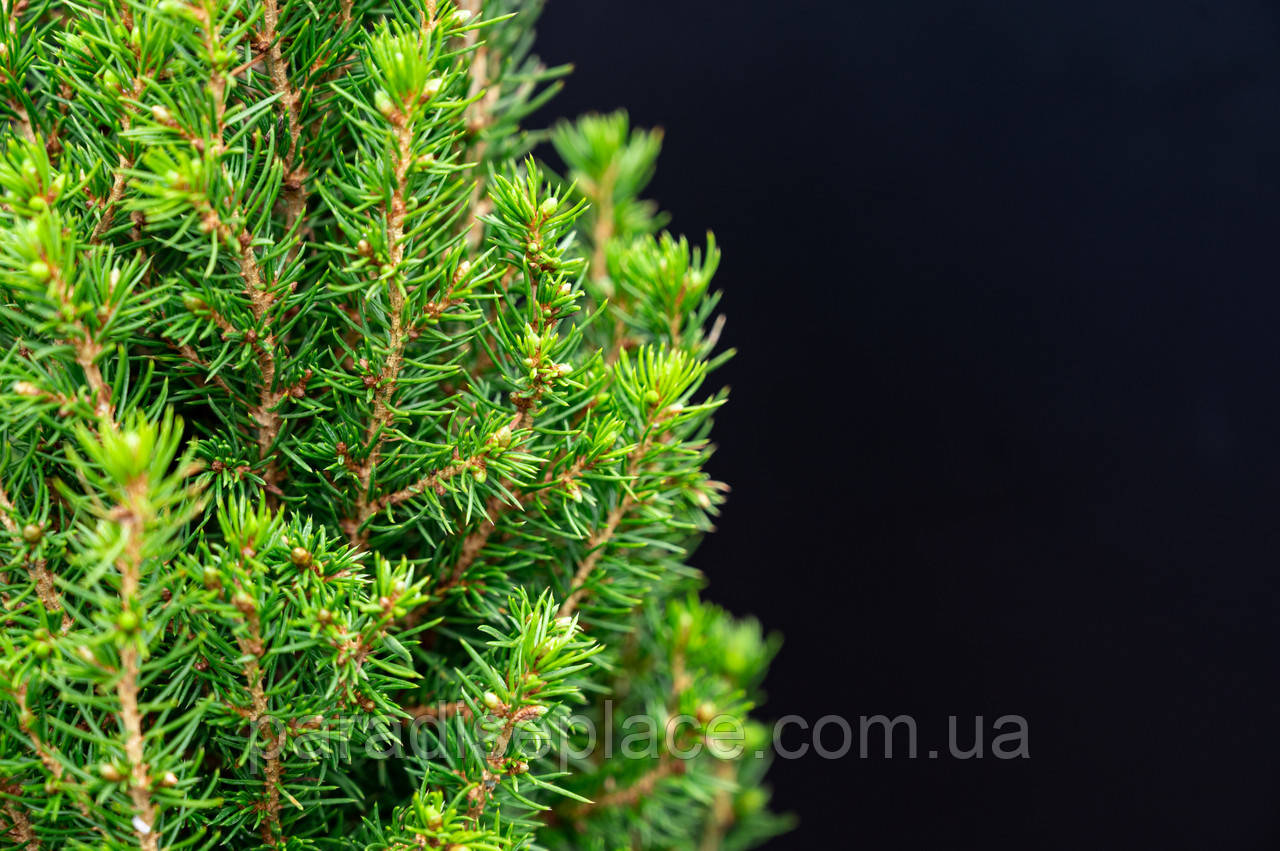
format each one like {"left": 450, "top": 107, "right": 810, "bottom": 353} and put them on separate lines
{"left": 0, "top": 2, "right": 789, "bottom": 848}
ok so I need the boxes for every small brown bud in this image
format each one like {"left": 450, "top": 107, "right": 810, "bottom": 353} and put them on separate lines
{"left": 21, "top": 523, "right": 43, "bottom": 544}
{"left": 290, "top": 546, "right": 312, "bottom": 567}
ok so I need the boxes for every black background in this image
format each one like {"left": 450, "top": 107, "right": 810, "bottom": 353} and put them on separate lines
{"left": 535, "top": 1, "right": 1279, "bottom": 848}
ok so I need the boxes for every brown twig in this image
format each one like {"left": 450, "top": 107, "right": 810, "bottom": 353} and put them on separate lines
{"left": 191, "top": 190, "right": 287, "bottom": 496}
{"left": 257, "top": 0, "right": 307, "bottom": 250}
{"left": 233, "top": 595, "right": 283, "bottom": 845}
{"left": 574, "top": 756, "right": 686, "bottom": 816}
{"left": 3, "top": 0, "right": 35, "bottom": 144}
{"left": 90, "top": 3, "right": 147, "bottom": 244}
{"left": 461, "top": 0, "right": 498, "bottom": 251}
{"left": 345, "top": 110, "right": 416, "bottom": 547}
{"left": 41, "top": 254, "right": 113, "bottom": 420}
{"left": 401, "top": 700, "right": 471, "bottom": 721}
{"left": 0, "top": 781, "right": 38, "bottom": 850}
{"left": 114, "top": 485, "right": 158, "bottom": 851}
{"left": 172, "top": 343, "right": 242, "bottom": 403}
{"left": 0, "top": 485, "right": 69, "bottom": 631}
{"left": 699, "top": 761, "right": 737, "bottom": 851}
{"left": 556, "top": 441, "right": 649, "bottom": 619}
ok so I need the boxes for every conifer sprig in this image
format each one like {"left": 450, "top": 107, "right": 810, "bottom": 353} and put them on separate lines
{"left": 0, "top": 2, "right": 790, "bottom": 849}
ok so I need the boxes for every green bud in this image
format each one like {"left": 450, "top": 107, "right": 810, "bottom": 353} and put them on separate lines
{"left": 644, "top": 389, "right": 661, "bottom": 406}
{"left": 28, "top": 261, "right": 50, "bottom": 281}
{"left": 374, "top": 90, "right": 394, "bottom": 117}
{"left": 735, "top": 787, "right": 767, "bottom": 817}
{"left": 117, "top": 610, "right": 139, "bottom": 633}
{"left": 743, "top": 721, "right": 771, "bottom": 755}
{"left": 539, "top": 196, "right": 558, "bottom": 217}
{"left": 424, "top": 805, "right": 442, "bottom": 828}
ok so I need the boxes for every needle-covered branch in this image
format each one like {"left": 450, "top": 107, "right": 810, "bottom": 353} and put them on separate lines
{"left": 0, "top": 3, "right": 786, "bottom": 850}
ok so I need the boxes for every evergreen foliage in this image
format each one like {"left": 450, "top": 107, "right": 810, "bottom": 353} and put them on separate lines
{"left": 0, "top": 1, "right": 789, "bottom": 848}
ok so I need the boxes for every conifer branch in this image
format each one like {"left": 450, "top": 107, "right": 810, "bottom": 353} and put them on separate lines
{"left": 172, "top": 342, "right": 243, "bottom": 403}
{"left": 236, "top": 229, "right": 286, "bottom": 496}
{"left": 557, "top": 442, "right": 649, "bottom": 619}
{"left": 233, "top": 595, "right": 284, "bottom": 845}
{"left": 43, "top": 251, "right": 113, "bottom": 419}
{"left": 0, "top": 484, "right": 68, "bottom": 628}
{"left": 403, "top": 699, "right": 471, "bottom": 720}
{"left": 89, "top": 0, "right": 148, "bottom": 244}
{"left": 375, "top": 452, "right": 478, "bottom": 511}
{"left": 192, "top": 197, "right": 286, "bottom": 494}
{"left": 0, "top": 12, "right": 783, "bottom": 849}
{"left": 699, "top": 762, "right": 737, "bottom": 851}
{"left": 590, "top": 166, "right": 616, "bottom": 288}
{"left": 14, "top": 685, "right": 64, "bottom": 782}
{"left": 347, "top": 111, "right": 415, "bottom": 545}
{"left": 89, "top": 75, "right": 145, "bottom": 244}
{"left": 573, "top": 755, "right": 686, "bottom": 816}
{"left": 3, "top": 1, "right": 34, "bottom": 143}
{"left": 461, "top": 0, "right": 496, "bottom": 250}
{"left": 114, "top": 486, "right": 159, "bottom": 851}
{"left": 256, "top": 0, "right": 306, "bottom": 244}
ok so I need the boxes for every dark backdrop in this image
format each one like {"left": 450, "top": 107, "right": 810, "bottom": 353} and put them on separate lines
{"left": 534, "top": 1, "right": 1280, "bottom": 848}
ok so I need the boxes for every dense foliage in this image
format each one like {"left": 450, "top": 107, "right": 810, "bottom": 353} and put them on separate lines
{"left": 0, "top": 1, "right": 788, "bottom": 849}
